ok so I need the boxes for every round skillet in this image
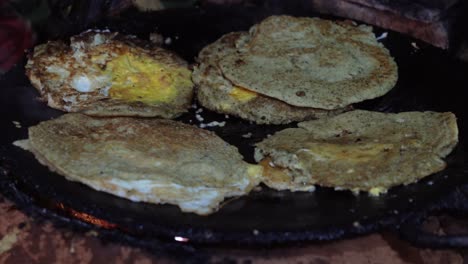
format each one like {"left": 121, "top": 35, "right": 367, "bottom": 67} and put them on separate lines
{"left": 0, "top": 7, "right": 467, "bottom": 253}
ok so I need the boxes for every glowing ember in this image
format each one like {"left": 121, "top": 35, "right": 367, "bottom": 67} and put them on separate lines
{"left": 174, "top": 236, "right": 189, "bottom": 242}
{"left": 55, "top": 203, "right": 118, "bottom": 229}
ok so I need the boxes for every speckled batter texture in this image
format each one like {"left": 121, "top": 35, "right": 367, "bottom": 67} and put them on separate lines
{"left": 14, "top": 114, "right": 262, "bottom": 215}
{"left": 219, "top": 15, "right": 398, "bottom": 110}
{"left": 255, "top": 110, "right": 458, "bottom": 193}
{"left": 193, "top": 31, "right": 349, "bottom": 124}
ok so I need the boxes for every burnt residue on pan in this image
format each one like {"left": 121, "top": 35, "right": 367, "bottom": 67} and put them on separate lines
{"left": 0, "top": 6, "right": 467, "bottom": 253}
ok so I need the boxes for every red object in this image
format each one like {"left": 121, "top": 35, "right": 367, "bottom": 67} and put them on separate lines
{"left": 0, "top": 13, "right": 33, "bottom": 73}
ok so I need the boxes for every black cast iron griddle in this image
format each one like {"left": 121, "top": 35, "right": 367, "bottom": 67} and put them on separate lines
{"left": 1, "top": 7, "right": 468, "bottom": 254}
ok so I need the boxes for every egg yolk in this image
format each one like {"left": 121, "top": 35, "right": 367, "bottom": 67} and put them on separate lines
{"left": 105, "top": 53, "right": 191, "bottom": 104}
{"left": 259, "top": 158, "right": 290, "bottom": 183}
{"left": 229, "top": 86, "right": 258, "bottom": 102}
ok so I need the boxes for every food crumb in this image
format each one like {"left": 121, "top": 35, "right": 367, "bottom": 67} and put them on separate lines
{"left": 12, "top": 121, "right": 21, "bottom": 128}
{"left": 252, "top": 229, "right": 259, "bottom": 235}
{"left": 411, "top": 42, "right": 420, "bottom": 50}
{"left": 199, "top": 121, "right": 226, "bottom": 128}
{"left": 195, "top": 114, "right": 204, "bottom": 122}
{"left": 376, "top": 32, "right": 388, "bottom": 41}
{"left": 353, "top": 221, "right": 361, "bottom": 227}
{"left": 242, "top": 132, "right": 252, "bottom": 138}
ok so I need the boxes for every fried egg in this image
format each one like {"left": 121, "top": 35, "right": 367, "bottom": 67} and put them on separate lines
{"left": 219, "top": 16, "right": 398, "bottom": 110}
{"left": 193, "top": 16, "right": 398, "bottom": 124}
{"left": 26, "top": 30, "right": 193, "bottom": 118}
{"left": 14, "top": 114, "right": 263, "bottom": 215}
{"left": 193, "top": 32, "right": 348, "bottom": 125}
{"left": 255, "top": 110, "right": 458, "bottom": 194}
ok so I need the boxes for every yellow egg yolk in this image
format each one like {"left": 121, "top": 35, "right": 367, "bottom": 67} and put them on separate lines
{"left": 259, "top": 158, "right": 290, "bottom": 183}
{"left": 105, "top": 53, "right": 191, "bottom": 104}
{"left": 229, "top": 86, "right": 258, "bottom": 102}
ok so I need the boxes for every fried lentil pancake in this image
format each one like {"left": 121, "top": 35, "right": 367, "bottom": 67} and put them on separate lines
{"left": 26, "top": 30, "right": 193, "bottom": 118}
{"left": 193, "top": 32, "right": 348, "bottom": 124}
{"left": 255, "top": 110, "right": 458, "bottom": 194}
{"left": 219, "top": 15, "right": 398, "bottom": 110}
{"left": 14, "top": 114, "right": 263, "bottom": 215}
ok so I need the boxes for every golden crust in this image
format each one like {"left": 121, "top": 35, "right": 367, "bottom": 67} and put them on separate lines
{"left": 25, "top": 30, "right": 193, "bottom": 118}
{"left": 258, "top": 158, "right": 316, "bottom": 192}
